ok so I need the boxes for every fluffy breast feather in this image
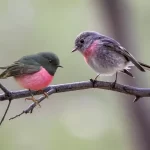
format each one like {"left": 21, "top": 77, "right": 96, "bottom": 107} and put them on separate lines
{"left": 15, "top": 67, "right": 53, "bottom": 90}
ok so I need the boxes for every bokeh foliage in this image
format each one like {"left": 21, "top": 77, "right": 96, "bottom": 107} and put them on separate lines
{"left": 0, "top": 0, "right": 150, "bottom": 150}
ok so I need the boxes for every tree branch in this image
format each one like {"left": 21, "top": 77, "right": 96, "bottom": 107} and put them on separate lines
{"left": 0, "top": 80, "right": 150, "bottom": 122}
{"left": 0, "top": 81, "right": 150, "bottom": 101}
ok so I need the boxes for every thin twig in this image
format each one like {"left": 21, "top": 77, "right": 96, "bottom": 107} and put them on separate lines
{"left": 9, "top": 88, "right": 56, "bottom": 120}
{"left": 0, "top": 83, "right": 12, "bottom": 126}
{"left": 9, "top": 111, "right": 24, "bottom": 120}
{"left": 0, "top": 100, "right": 12, "bottom": 125}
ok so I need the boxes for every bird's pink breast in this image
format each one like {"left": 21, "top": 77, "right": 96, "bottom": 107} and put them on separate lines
{"left": 83, "top": 40, "right": 98, "bottom": 63}
{"left": 15, "top": 67, "right": 53, "bottom": 91}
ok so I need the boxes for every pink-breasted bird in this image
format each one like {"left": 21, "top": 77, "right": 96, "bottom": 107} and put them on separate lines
{"left": 0, "top": 52, "right": 62, "bottom": 105}
{"left": 72, "top": 31, "right": 150, "bottom": 86}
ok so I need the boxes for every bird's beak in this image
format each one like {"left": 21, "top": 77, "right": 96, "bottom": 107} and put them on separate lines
{"left": 72, "top": 46, "right": 78, "bottom": 52}
{"left": 57, "top": 65, "right": 63, "bottom": 68}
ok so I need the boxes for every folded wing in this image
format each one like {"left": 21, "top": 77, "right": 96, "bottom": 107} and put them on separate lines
{"left": 0, "top": 60, "right": 41, "bottom": 79}
{"left": 101, "top": 38, "right": 145, "bottom": 72}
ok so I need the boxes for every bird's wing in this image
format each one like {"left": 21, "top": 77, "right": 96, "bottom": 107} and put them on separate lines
{"left": 101, "top": 38, "right": 145, "bottom": 72}
{"left": 0, "top": 61, "right": 41, "bottom": 78}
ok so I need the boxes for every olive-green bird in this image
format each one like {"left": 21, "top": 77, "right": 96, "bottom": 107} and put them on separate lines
{"left": 0, "top": 52, "right": 62, "bottom": 105}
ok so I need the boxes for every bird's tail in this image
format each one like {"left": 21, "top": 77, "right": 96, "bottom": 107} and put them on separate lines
{"left": 0, "top": 66, "right": 10, "bottom": 79}
{"left": 139, "top": 62, "right": 150, "bottom": 71}
{"left": 0, "top": 66, "right": 8, "bottom": 69}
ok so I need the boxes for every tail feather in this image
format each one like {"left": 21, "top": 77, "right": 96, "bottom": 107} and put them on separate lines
{"left": 0, "top": 66, "right": 8, "bottom": 69}
{"left": 0, "top": 71, "right": 10, "bottom": 79}
{"left": 0, "top": 66, "right": 11, "bottom": 79}
{"left": 121, "top": 69, "right": 134, "bottom": 78}
{"left": 139, "top": 62, "right": 150, "bottom": 71}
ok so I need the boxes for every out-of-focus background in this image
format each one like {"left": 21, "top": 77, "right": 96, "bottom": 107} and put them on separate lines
{"left": 0, "top": 0, "right": 150, "bottom": 150}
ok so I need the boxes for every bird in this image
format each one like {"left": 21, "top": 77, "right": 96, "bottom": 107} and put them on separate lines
{"left": 72, "top": 31, "right": 150, "bottom": 87}
{"left": 0, "top": 52, "right": 62, "bottom": 106}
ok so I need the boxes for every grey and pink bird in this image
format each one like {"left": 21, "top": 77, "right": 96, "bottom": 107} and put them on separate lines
{"left": 72, "top": 31, "right": 150, "bottom": 85}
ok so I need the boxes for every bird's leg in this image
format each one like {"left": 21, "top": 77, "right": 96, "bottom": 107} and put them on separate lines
{"left": 111, "top": 72, "right": 118, "bottom": 88}
{"left": 25, "top": 89, "right": 41, "bottom": 107}
{"left": 90, "top": 74, "right": 100, "bottom": 87}
{"left": 39, "top": 90, "right": 49, "bottom": 98}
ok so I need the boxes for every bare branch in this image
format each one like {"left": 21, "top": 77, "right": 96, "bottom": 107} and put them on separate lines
{"left": 0, "top": 83, "right": 11, "bottom": 95}
{"left": 0, "top": 81, "right": 150, "bottom": 101}
{"left": 0, "top": 80, "right": 150, "bottom": 122}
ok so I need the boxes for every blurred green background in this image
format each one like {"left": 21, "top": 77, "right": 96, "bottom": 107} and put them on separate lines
{"left": 0, "top": 0, "right": 150, "bottom": 150}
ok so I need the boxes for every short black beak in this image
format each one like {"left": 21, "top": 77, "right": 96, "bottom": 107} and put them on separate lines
{"left": 72, "top": 46, "right": 78, "bottom": 52}
{"left": 57, "top": 65, "right": 63, "bottom": 68}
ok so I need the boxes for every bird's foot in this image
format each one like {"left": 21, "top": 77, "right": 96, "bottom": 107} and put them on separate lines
{"left": 43, "top": 92, "right": 49, "bottom": 98}
{"left": 90, "top": 74, "right": 100, "bottom": 87}
{"left": 25, "top": 96, "right": 41, "bottom": 108}
{"left": 90, "top": 79, "right": 97, "bottom": 87}
{"left": 111, "top": 72, "right": 118, "bottom": 88}
{"left": 40, "top": 90, "right": 49, "bottom": 98}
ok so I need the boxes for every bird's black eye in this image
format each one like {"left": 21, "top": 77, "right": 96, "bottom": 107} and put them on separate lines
{"left": 49, "top": 60, "right": 52, "bottom": 63}
{"left": 80, "top": 39, "right": 84, "bottom": 44}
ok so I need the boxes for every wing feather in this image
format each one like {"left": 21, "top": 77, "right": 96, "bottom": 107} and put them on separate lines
{"left": 101, "top": 38, "right": 145, "bottom": 72}
{"left": 0, "top": 61, "right": 41, "bottom": 78}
